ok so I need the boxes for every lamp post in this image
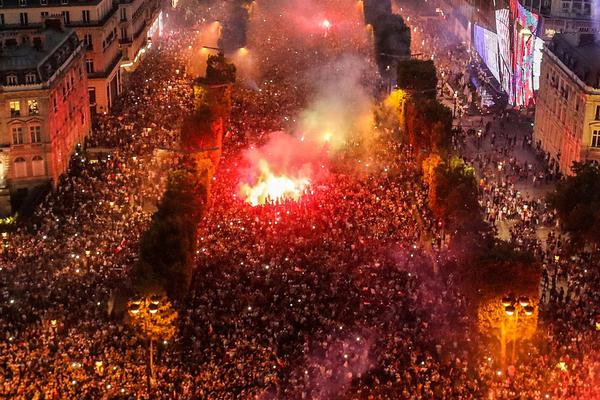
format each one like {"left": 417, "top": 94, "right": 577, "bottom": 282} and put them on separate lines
{"left": 128, "top": 295, "right": 166, "bottom": 393}
{"left": 501, "top": 294, "right": 535, "bottom": 366}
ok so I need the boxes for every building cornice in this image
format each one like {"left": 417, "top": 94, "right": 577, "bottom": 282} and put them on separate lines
{"left": 543, "top": 47, "right": 600, "bottom": 95}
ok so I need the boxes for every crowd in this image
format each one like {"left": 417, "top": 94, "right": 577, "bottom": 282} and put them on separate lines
{"left": 0, "top": 25, "right": 198, "bottom": 398}
{"left": 0, "top": 1, "right": 599, "bottom": 399}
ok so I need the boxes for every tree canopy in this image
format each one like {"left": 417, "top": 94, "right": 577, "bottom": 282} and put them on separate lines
{"left": 204, "top": 53, "right": 237, "bottom": 85}
{"left": 405, "top": 97, "right": 453, "bottom": 153}
{"left": 373, "top": 14, "right": 411, "bottom": 70}
{"left": 396, "top": 59, "right": 438, "bottom": 99}
{"left": 547, "top": 161, "right": 600, "bottom": 247}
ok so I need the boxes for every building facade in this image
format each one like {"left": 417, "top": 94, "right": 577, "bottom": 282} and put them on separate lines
{"left": 533, "top": 33, "right": 600, "bottom": 174}
{"left": 0, "top": 0, "right": 162, "bottom": 113}
{"left": 0, "top": 20, "right": 90, "bottom": 214}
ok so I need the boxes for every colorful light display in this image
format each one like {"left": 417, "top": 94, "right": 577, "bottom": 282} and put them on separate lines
{"left": 473, "top": 24, "right": 501, "bottom": 84}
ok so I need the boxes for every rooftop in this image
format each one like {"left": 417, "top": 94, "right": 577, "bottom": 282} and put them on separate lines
{"left": 0, "top": 28, "right": 72, "bottom": 71}
{"left": 548, "top": 33, "right": 600, "bottom": 89}
{"left": 0, "top": 20, "right": 80, "bottom": 86}
{"left": 0, "top": 0, "right": 102, "bottom": 8}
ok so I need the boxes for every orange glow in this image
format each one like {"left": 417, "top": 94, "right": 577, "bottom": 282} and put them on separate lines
{"left": 241, "top": 159, "right": 310, "bottom": 206}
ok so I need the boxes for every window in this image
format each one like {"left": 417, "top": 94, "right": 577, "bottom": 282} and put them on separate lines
{"left": 61, "top": 11, "right": 70, "bottom": 24}
{"left": 120, "top": 8, "right": 127, "bottom": 21}
{"left": 41, "top": 0, "right": 47, "bottom": 4}
{"left": 82, "top": 10, "right": 90, "bottom": 23}
{"left": 596, "top": 105, "right": 600, "bottom": 120}
{"left": 30, "top": 126, "right": 41, "bottom": 143}
{"left": 12, "top": 127, "right": 24, "bottom": 144}
{"left": 27, "top": 99, "right": 39, "bottom": 115}
{"left": 19, "top": 12, "right": 28, "bottom": 25}
{"left": 562, "top": 1, "right": 570, "bottom": 10}
{"left": 84, "top": 34, "right": 93, "bottom": 49}
{"left": 32, "top": 156, "right": 45, "bottom": 176}
{"left": 592, "top": 130, "right": 600, "bottom": 148}
{"left": 6, "top": 75, "right": 18, "bottom": 85}
{"left": 9, "top": 101, "right": 20, "bottom": 117}
{"left": 85, "top": 59, "right": 94, "bottom": 74}
{"left": 25, "top": 73, "right": 36, "bottom": 84}
{"left": 19, "top": 0, "right": 26, "bottom": 6}
{"left": 0, "top": 14, "right": 4, "bottom": 26}
{"left": 61, "top": 0, "right": 68, "bottom": 4}
{"left": 14, "top": 158, "right": 27, "bottom": 178}
{"left": 41, "top": 11, "right": 48, "bottom": 19}
{"left": 88, "top": 87, "right": 96, "bottom": 104}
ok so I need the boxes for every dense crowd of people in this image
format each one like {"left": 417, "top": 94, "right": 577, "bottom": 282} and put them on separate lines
{"left": 0, "top": 1, "right": 599, "bottom": 399}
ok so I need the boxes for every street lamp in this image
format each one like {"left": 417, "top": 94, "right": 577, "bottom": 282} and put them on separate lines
{"left": 501, "top": 294, "right": 536, "bottom": 366}
{"left": 127, "top": 295, "right": 177, "bottom": 393}
{"left": 128, "top": 296, "right": 162, "bottom": 392}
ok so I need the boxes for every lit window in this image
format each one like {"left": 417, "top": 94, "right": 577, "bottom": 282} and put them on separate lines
{"left": 592, "top": 130, "right": 600, "bottom": 148}
{"left": 9, "top": 101, "right": 20, "bottom": 117}
{"left": 30, "top": 126, "right": 41, "bottom": 143}
{"left": 12, "top": 127, "right": 24, "bottom": 145}
{"left": 27, "top": 99, "right": 39, "bottom": 115}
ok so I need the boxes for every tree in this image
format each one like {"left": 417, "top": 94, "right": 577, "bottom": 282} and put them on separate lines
{"left": 405, "top": 97, "right": 453, "bottom": 153}
{"left": 547, "top": 161, "right": 600, "bottom": 247}
{"left": 128, "top": 295, "right": 177, "bottom": 392}
{"left": 396, "top": 60, "right": 438, "bottom": 99}
{"left": 373, "top": 14, "right": 411, "bottom": 72}
{"left": 204, "top": 53, "right": 237, "bottom": 85}
{"left": 429, "top": 157, "right": 482, "bottom": 234}
{"left": 138, "top": 163, "right": 207, "bottom": 298}
{"left": 363, "top": 0, "right": 392, "bottom": 25}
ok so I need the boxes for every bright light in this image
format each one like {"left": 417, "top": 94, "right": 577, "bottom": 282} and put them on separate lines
{"left": 321, "top": 19, "right": 331, "bottom": 29}
{"left": 241, "top": 159, "right": 310, "bottom": 206}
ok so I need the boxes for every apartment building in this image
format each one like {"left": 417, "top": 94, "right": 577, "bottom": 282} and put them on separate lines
{"left": 533, "top": 33, "right": 600, "bottom": 174}
{"left": 0, "top": 20, "right": 90, "bottom": 214}
{"left": 0, "top": 0, "right": 162, "bottom": 113}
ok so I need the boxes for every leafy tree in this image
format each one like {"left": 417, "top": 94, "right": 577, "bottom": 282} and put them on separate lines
{"left": 396, "top": 60, "right": 438, "bottom": 99}
{"left": 137, "top": 161, "right": 207, "bottom": 299}
{"left": 547, "top": 161, "right": 600, "bottom": 247}
{"left": 204, "top": 53, "right": 237, "bottom": 85}
{"left": 363, "top": 0, "right": 392, "bottom": 25}
{"left": 373, "top": 14, "right": 411, "bottom": 70}
{"left": 430, "top": 156, "right": 482, "bottom": 234}
{"left": 405, "top": 97, "right": 453, "bottom": 153}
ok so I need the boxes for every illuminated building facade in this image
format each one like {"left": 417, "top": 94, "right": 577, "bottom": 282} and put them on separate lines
{"left": 533, "top": 33, "right": 600, "bottom": 174}
{"left": 0, "top": 20, "right": 90, "bottom": 214}
{"left": 437, "top": 0, "right": 597, "bottom": 106}
{"left": 0, "top": 0, "right": 162, "bottom": 113}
